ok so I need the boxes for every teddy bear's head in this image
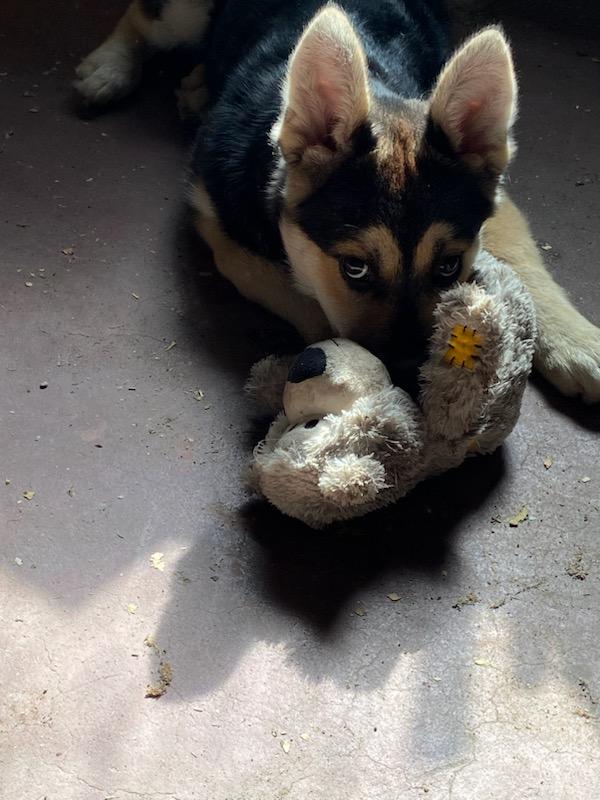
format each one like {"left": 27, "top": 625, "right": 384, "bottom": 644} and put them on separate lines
{"left": 251, "top": 340, "right": 425, "bottom": 528}
{"left": 282, "top": 339, "right": 391, "bottom": 425}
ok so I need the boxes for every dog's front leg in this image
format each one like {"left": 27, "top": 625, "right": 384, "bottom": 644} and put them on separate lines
{"left": 192, "top": 185, "right": 332, "bottom": 345}
{"left": 483, "top": 193, "right": 600, "bottom": 403}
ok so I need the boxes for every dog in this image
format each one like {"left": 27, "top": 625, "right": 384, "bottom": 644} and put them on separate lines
{"left": 75, "top": 0, "right": 600, "bottom": 402}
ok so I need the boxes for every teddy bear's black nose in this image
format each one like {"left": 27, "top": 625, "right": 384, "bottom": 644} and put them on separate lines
{"left": 287, "top": 347, "right": 327, "bottom": 383}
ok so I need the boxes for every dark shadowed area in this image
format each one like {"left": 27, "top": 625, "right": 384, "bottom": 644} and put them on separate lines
{"left": 2, "top": 1, "right": 599, "bottom": 798}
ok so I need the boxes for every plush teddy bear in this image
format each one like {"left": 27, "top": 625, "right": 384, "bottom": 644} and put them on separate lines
{"left": 246, "top": 252, "right": 537, "bottom": 528}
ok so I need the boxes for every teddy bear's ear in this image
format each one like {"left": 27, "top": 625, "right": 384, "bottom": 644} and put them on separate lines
{"left": 252, "top": 448, "right": 333, "bottom": 528}
{"left": 318, "top": 454, "right": 388, "bottom": 508}
{"left": 245, "top": 354, "right": 295, "bottom": 413}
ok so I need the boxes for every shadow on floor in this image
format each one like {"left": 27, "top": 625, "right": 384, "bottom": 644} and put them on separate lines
{"left": 157, "top": 189, "right": 593, "bottom": 699}
{"left": 243, "top": 448, "right": 506, "bottom": 631}
{"left": 154, "top": 444, "right": 506, "bottom": 698}
{"left": 530, "top": 373, "right": 600, "bottom": 433}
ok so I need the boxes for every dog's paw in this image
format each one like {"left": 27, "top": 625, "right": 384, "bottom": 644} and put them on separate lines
{"left": 536, "top": 319, "right": 600, "bottom": 404}
{"left": 74, "top": 43, "right": 141, "bottom": 105}
{"left": 176, "top": 65, "right": 209, "bottom": 120}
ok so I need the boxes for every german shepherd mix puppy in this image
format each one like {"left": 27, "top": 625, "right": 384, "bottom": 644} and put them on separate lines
{"left": 75, "top": 0, "right": 600, "bottom": 402}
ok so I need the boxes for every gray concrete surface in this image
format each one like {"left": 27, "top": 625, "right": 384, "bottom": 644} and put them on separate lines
{"left": 1, "top": 2, "right": 599, "bottom": 798}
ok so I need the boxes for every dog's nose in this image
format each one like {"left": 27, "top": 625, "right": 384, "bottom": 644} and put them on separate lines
{"left": 287, "top": 346, "right": 327, "bottom": 383}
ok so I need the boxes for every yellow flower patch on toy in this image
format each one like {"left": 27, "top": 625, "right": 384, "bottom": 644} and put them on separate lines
{"left": 444, "top": 325, "right": 484, "bottom": 370}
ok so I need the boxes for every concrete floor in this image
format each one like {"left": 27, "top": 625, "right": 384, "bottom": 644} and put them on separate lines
{"left": 2, "top": 2, "right": 599, "bottom": 798}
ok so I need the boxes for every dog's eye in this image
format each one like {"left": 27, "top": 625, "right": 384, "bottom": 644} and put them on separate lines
{"left": 434, "top": 255, "right": 462, "bottom": 285}
{"left": 341, "top": 257, "right": 370, "bottom": 281}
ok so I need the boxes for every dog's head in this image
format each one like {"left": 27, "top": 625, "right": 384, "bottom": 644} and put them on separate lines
{"left": 272, "top": 5, "right": 517, "bottom": 363}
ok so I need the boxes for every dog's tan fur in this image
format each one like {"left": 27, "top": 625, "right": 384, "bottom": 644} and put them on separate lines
{"left": 413, "top": 222, "right": 470, "bottom": 280}
{"left": 429, "top": 27, "right": 517, "bottom": 176}
{"left": 483, "top": 194, "right": 600, "bottom": 401}
{"left": 413, "top": 222, "right": 480, "bottom": 325}
{"left": 340, "top": 225, "right": 403, "bottom": 283}
{"left": 191, "top": 183, "right": 331, "bottom": 344}
{"left": 279, "top": 216, "right": 399, "bottom": 342}
{"left": 77, "top": 0, "right": 600, "bottom": 403}
{"left": 196, "top": 182, "right": 600, "bottom": 406}
{"left": 74, "top": 0, "right": 213, "bottom": 104}
{"left": 374, "top": 116, "right": 420, "bottom": 193}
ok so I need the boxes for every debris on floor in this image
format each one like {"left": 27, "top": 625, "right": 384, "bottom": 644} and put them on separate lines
{"left": 452, "top": 592, "right": 479, "bottom": 610}
{"left": 508, "top": 504, "right": 529, "bottom": 527}
{"left": 145, "top": 661, "right": 173, "bottom": 699}
{"left": 4, "top": 5, "right": 600, "bottom": 795}
{"left": 578, "top": 679, "right": 599, "bottom": 706}
{"left": 144, "top": 634, "right": 172, "bottom": 698}
{"left": 489, "top": 579, "right": 545, "bottom": 610}
{"left": 566, "top": 553, "right": 588, "bottom": 581}
{"left": 150, "top": 552, "right": 165, "bottom": 571}
{"left": 473, "top": 657, "right": 495, "bottom": 668}
{"left": 22, "top": 490, "right": 35, "bottom": 500}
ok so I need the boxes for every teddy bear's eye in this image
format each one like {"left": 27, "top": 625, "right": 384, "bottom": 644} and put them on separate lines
{"left": 304, "top": 419, "right": 319, "bottom": 429}
{"left": 341, "top": 257, "right": 370, "bottom": 281}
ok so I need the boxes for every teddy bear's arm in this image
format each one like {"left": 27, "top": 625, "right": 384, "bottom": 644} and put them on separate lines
{"left": 245, "top": 354, "right": 295, "bottom": 413}
{"left": 443, "top": 325, "right": 484, "bottom": 370}
{"left": 420, "top": 288, "right": 505, "bottom": 442}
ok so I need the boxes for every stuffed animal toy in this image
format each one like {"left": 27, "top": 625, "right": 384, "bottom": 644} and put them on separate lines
{"left": 246, "top": 252, "right": 537, "bottom": 528}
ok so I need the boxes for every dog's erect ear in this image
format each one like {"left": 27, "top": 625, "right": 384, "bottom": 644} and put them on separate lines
{"left": 276, "top": 4, "right": 370, "bottom": 167}
{"left": 428, "top": 28, "right": 517, "bottom": 176}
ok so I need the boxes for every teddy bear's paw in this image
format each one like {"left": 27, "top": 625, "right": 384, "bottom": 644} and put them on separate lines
{"left": 443, "top": 325, "right": 484, "bottom": 370}
{"left": 318, "top": 454, "right": 388, "bottom": 508}
{"left": 245, "top": 355, "right": 295, "bottom": 412}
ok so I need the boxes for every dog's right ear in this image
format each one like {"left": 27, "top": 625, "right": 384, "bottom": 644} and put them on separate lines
{"left": 428, "top": 28, "right": 517, "bottom": 177}
{"left": 274, "top": 4, "right": 370, "bottom": 168}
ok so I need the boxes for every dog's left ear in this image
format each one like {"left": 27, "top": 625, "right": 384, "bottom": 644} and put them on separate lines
{"left": 275, "top": 4, "right": 370, "bottom": 168}
{"left": 428, "top": 28, "right": 517, "bottom": 176}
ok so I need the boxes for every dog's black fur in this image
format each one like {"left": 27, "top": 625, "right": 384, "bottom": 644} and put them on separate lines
{"left": 192, "top": 0, "right": 454, "bottom": 262}
{"left": 73, "top": 0, "right": 600, "bottom": 405}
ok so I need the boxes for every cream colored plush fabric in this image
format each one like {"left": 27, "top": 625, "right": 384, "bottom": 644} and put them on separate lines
{"left": 247, "top": 253, "right": 537, "bottom": 528}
